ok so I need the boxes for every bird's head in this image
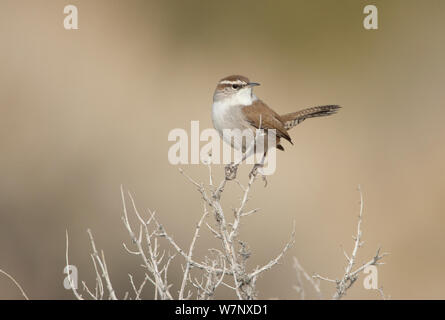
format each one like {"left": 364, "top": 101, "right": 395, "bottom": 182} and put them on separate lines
{"left": 213, "top": 75, "right": 260, "bottom": 106}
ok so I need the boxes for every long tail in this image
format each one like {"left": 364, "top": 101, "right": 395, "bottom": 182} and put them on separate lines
{"left": 281, "top": 105, "right": 341, "bottom": 130}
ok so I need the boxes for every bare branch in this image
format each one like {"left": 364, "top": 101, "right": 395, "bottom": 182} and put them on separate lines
{"left": 0, "top": 269, "right": 29, "bottom": 300}
{"left": 179, "top": 204, "right": 209, "bottom": 299}
{"left": 314, "top": 186, "right": 389, "bottom": 300}
{"left": 65, "top": 230, "right": 84, "bottom": 300}
{"left": 87, "top": 229, "right": 118, "bottom": 300}
{"left": 293, "top": 257, "right": 322, "bottom": 299}
{"left": 250, "top": 222, "right": 295, "bottom": 280}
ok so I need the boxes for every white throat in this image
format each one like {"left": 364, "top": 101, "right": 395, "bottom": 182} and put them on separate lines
{"left": 215, "top": 88, "right": 257, "bottom": 107}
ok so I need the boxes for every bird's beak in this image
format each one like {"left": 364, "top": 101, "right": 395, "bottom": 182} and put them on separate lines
{"left": 248, "top": 82, "right": 260, "bottom": 87}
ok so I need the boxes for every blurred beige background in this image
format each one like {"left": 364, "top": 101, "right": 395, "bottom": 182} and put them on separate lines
{"left": 1, "top": 0, "right": 444, "bottom": 299}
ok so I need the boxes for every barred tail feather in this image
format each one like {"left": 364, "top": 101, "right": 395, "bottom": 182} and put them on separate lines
{"left": 281, "top": 105, "right": 341, "bottom": 130}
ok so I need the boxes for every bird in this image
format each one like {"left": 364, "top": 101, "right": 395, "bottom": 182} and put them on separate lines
{"left": 212, "top": 75, "right": 340, "bottom": 180}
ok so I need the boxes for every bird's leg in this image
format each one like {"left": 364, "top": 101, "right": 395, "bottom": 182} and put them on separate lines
{"left": 225, "top": 144, "right": 253, "bottom": 181}
{"left": 249, "top": 151, "right": 268, "bottom": 187}
{"left": 248, "top": 163, "right": 261, "bottom": 178}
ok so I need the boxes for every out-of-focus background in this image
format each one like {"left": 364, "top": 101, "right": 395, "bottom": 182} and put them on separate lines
{"left": 1, "top": 0, "right": 444, "bottom": 299}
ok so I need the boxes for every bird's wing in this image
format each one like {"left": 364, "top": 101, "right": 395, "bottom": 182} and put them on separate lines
{"left": 241, "top": 100, "right": 292, "bottom": 144}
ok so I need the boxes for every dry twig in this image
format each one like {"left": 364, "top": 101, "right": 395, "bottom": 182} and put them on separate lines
{"left": 65, "top": 156, "right": 294, "bottom": 300}
{"left": 0, "top": 269, "right": 29, "bottom": 300}
{"left": 312, "top": 186, "right": 389, "bottom": 300}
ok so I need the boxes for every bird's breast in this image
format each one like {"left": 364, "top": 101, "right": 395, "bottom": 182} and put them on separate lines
{"left": 212, "top": 102, "right": 254, "bottom": 151}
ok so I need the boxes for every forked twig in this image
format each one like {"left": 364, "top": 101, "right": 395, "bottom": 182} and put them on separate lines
{"left": 313, "top": 186, "right": 389, "bottom": 300}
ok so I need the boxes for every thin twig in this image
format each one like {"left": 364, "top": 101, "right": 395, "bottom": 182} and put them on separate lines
{"left": 179, "top": 205, "right": 209, "bottom": 299}
{"left": 65, "top": 230, "right": 84, "bottom": 300}
{"left": 293, "top": 257, "right": 322, "bottom": 299}
{"left": 314, "top": 186, "right": 389, "bottom": 300}
{"left": 0, "top": 269, "right": 29, "bottom": 300}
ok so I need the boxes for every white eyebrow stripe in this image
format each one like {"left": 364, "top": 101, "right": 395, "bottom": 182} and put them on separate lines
{"left": 219, "top": 80, "right": 247, "bottom": 85}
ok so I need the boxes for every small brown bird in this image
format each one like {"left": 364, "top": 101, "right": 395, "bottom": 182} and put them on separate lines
{"left": 212, "top": 75, "right": 340, "bottom": 178}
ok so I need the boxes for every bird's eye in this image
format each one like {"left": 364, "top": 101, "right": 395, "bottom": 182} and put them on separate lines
{"left": 232, "top": 84, "right": 240, "bottom": 89}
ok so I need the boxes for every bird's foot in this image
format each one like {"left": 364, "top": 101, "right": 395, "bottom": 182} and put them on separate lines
{"left": 249, "top": 164, "right": 268, "bottom": 187}
{"left": 225, "top": 163, "right": 239, "bottom": 180}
